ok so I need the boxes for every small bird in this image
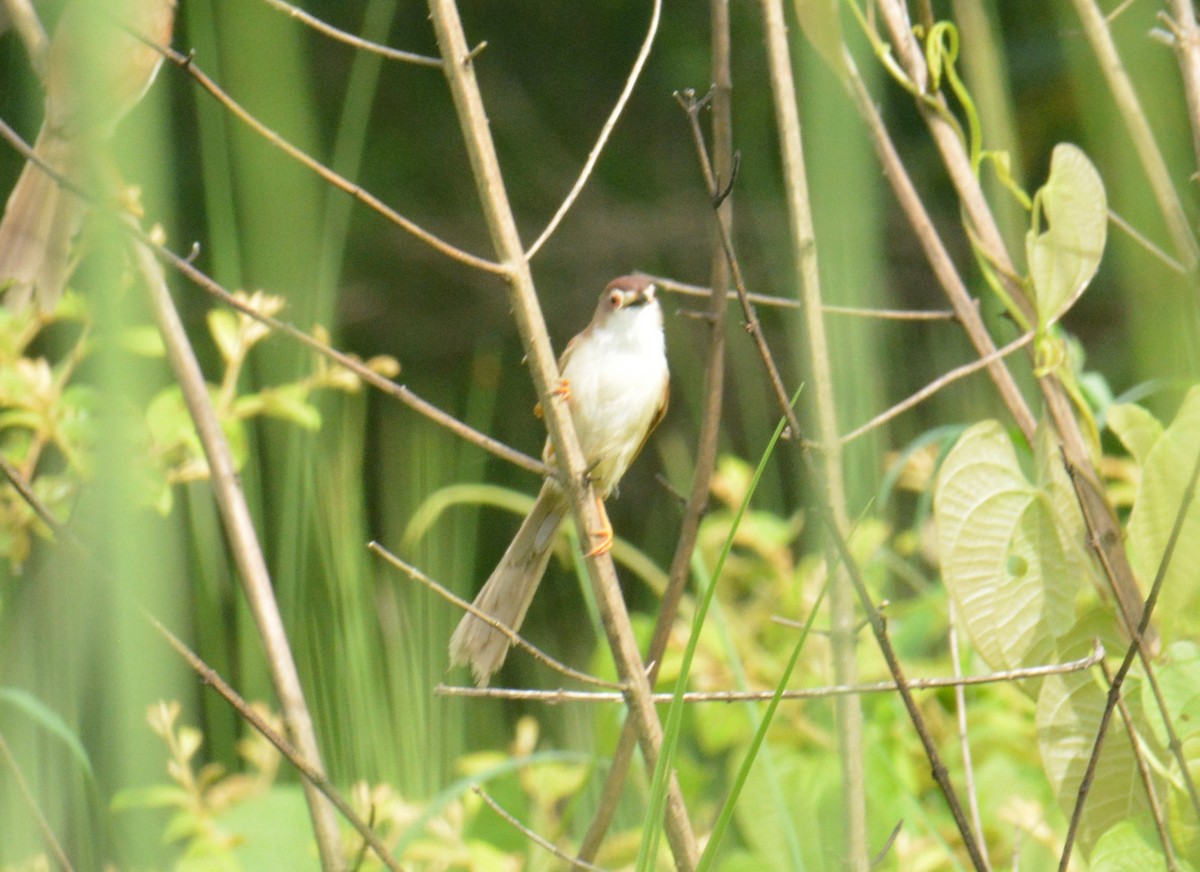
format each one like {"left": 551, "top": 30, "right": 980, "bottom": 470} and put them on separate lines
{"left": 0, "top": 0, "right": 176, "bottom": 311}
{"left": 449, "top": 275, "right": 669, "bottom": 686}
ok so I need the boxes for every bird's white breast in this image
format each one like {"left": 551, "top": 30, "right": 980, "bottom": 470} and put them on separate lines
{"left": 560, "top": 304, "right": 667, "bottom": 496}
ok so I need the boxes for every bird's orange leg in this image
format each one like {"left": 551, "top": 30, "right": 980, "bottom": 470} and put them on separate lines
{"left": 584, "top": 494, "right": 614, "bottom": 557}
{"left": 533, "top": 378, "right": 572, "bottom": 418}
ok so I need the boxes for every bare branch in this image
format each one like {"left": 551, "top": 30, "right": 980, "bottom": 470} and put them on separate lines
{"left": 436, "top": 641, "right": 1106, "bottom": 703}
{"left": 424, "top": 1, "right": 699, "bottom": 866}
{"left": 0, "top": 734, "right": 75, "bottom": 872}
{"left": 148, "top": 615, "right": 404, "bottom": 872}
{"left": 840, "top": 330, "right": 1035, "bottom": 445}
{"left": 525, "top": 0, "right": 662, "bottom": 259}
{"left": 155, "top": 44, "right": 505, "bottom": 275}
{"left": 473, "top": 786, "right": 609, "bottom": 872}
{"left": 259, "top": 0, "right": 445, "bottom": 67}
{"left": 132, "top": 230, "right": 344, "bottom": 868}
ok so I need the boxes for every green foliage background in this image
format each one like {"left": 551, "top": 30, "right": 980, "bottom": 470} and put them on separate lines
{"left": 0, "top": 0, "right": 1197, "bottom": 869}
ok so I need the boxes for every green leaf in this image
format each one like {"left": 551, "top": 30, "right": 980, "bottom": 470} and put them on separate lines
{"left": 207, "top": 310, "right": 241, "bottom": 363}
{"left": 118, "top": 325, "right": 166, "bottom": 358}
{"left": 255, "top": 384, "right": 321, "bottom": 430}
{"left": 0, "top": 687, "right": 94, "bottom": 779}
{"left": 1089, "top": 820, "right": 1170, "bottom": 872}
{"left": 1107, "top": 402, "right": 1163, "bottom": 467}
{"left": 1141, "top": 641, "right": 1200, "bottom": 748}
{"left": 934, "top": 421, "right": 1082, "bottom": 670}
{"left": 1026, "top": 143, "right": 1107, "bottom": 328}
{"left": 1126, "top": 385, "right": 1200, "bottom": 636}
{"left": 792, "top": 0, "right": 845, "bottom": 75}
{"left": 1036, "top": 613, "right": 1157, "bottom": 854}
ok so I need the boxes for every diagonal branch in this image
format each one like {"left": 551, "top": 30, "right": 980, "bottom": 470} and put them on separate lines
{"left": 131, "top": 228, "right": 344, "bottom": 870}
{"left": 423, "top": 2, "right": 698, "bottom": 868}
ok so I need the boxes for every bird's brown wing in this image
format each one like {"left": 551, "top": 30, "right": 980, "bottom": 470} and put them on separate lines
{"left": 631, "top": 377, "right": 669, "bottom": 463}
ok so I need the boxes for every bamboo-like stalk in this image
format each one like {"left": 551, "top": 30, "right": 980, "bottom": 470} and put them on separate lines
{"left": 1165, "top": 0, "right": 1200, "bottom": 175}
{"left": 758, "top": 0, "right": 867, "bottom": 866}
{"left": 132, "top": 234, "right": 344, "bottom": 869}
{"left": 423, "top": 1, "right": 699, "bottom": 868}
{"left": 1068, "top": 0, "right": 1199, "bottom": 271}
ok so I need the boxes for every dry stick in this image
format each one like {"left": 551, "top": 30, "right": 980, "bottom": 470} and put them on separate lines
{"left": 872, "top": 0, "right": 1155, "bottom": 654}
{"left": 840, "top": 51, "right": 1038, "bottom": 444}
{"left": 524, "top": 0, "right": 661, "bottom": 260}
{"left": 149, "top": 240, "right": 549, "bottom": 479}
{"left": 1163, "top": 0, "right": 1200, "bottom": 175}
{"left": 259, "top": 0, "right": 445, "bottom": 67}
{"left": 840, "top": 330, "right": 1035, "bottom": 445}
{"left": 422, "top": 2, "right": 699, "bottom": 869}
{"left": 153, "top": 44, "right": 504, "bottom": 275}
{"left": 574, "top": 4, "right": 734, "bottom": 865}
{"left": 473, "top": 786, "right": 609, "bottom": 872}
{"left": 1058, "top": 439, "right": 1200, "bottom": 870}
{"left": 1098, "top": 659, "right": 1177, "bottom": 871}
{"left": 132, "top": 233, "right": 344, "bottom": 870}
{"left": 368, "top": 542, "right": 620, "bottom": 689}
{"left": 674, "top": 89, "right": 802, "bottom": 443}
{"left": 0, "top": 107, "right": 548, "bottom": 481}
{"left": 655, "top": 273, "right": 958, "bottom": 319}
{"left": 757, "top": 0, "right": 868, "bottom": 867}
{"left": 438, "top": 643, "right": 1106, "bottom": 702}
{"left": 147, "top": 616, "right": 405, "bottom": 872}
{"left": 1069, "top": 0, "right": 1200, "bottom": 271}
{"left": 948, "top": 603, "right": 991, "bottom": 871}
{"left": 0, "top": 734, "right": 75, "bottom": 872}
{"left": 0, "top": 453, "right": 63, "bottom": 534}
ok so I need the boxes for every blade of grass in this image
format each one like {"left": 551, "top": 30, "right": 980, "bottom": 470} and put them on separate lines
{"left": 636, "top": 388, "right": 801, "bottom": 871}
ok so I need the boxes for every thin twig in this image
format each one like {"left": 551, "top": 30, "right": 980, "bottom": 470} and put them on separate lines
{"left": 0, "top": 100, "right": 548, "bottom": 481}
{"left": 473, "top": 786, "right": 609, "bottom": 872}
{"left": 654, "top": 274, "right": 958, "bottom": 320}
{"left": 147, "top": 615, "right": 405, "bottom": 872}
{"left": 1068, "top": 0, "right": 1199, "bottom": 270}
{"left": 1108, "top": 209, "right": 1187, "bottom": 276}
{"left": 949, "top": 603, "right": 991, "bottom": 871}
{"left": 524, "top": 0, "right": 662, "bottom": 260}
{"left": 1059, "top": 437, "right": 1200, "bottom": 869}
{"left": 840, "top": 330, "right": 1035, "bottom": 444}
{"left": 1098, "top": 659, "right": 1176, "bottom": 871}
{"left": 1162, "top": 0, "right": 1200, "bottom": 175}
{"left": 147, "top": 237, "right": 549, "bottom": 478}
{"left": 154, "top": 43, "right": 505, "bottom": 275}
{"left": 575, "top": 8, "right": 734, "bottom": 863}
{"left": 368, "top": 542, "right": 620, "bottom": 689}
{"left": 437, "top": 642, "right": 1105, "bottom": 702}
{"left": 132, "top": 229, "right": 344, "bottom": 868}
{"left": 424, "top": 2, "right": 698, "bottom": 867}
{"left": 260, "top": 0, "right": 445, "bottom": 67}
{"left": 0, "top": 453, "right": 63, "bottom": 534}
{"left": 675, "top": 88, "right": 802, "bottom": 443}
{"left": 0, "top": 734, "right": 75, "bottom": 872}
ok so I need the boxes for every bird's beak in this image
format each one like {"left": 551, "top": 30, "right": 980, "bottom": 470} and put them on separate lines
{"left": 627, "top": 282, "right": 656, "bottom": 308}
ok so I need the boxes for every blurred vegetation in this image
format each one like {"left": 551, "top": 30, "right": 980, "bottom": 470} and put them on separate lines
{"left": 0, "top": 0, "right": 1198, "bottom": 869}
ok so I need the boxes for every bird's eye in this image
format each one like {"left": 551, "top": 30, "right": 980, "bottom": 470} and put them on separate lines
{"left": 609, "top": 291, "right": 624, "bottom": 309}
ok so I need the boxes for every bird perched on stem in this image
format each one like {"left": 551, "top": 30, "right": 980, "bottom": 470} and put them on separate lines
{"left": 0, "top": 0, "right": 176, "bottom": 311}
{"left": 449, "top": 275, "right": 669, "bottom": 686}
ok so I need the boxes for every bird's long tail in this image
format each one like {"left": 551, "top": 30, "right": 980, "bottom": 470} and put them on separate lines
{"left": 449, "top": 480, "right": 568, "bottom": 686}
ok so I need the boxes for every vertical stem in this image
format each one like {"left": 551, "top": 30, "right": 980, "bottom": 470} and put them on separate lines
{"left": 574, "top": 1, "right": 733, "bottom": 864}
{"left": 423, "top": 2, "right": 698, "bottom": 868}
{"left": 135, "top": 237, "right": 344, "bottom": 869}
{"left": 1166, "top": 0, "right": 1200, "bottom": 176}
{"left": 759, "top": 1, "right": 867, "bottom": 867}
{"left": 1068, "top": 0, "right": 1199, "bottom": 270}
